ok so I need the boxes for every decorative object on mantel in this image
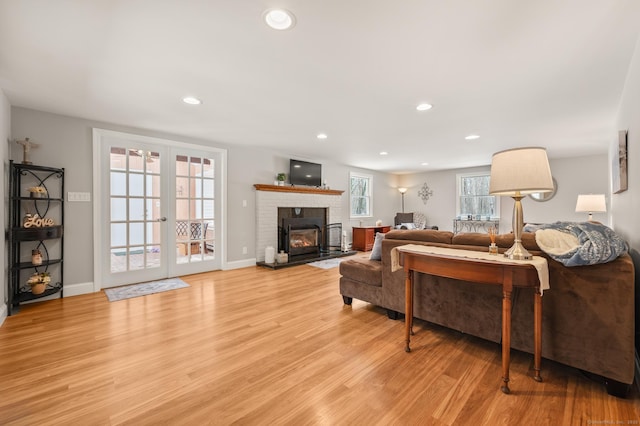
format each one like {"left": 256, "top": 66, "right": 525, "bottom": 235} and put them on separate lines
{"left": 16, "top": 138, "right": 39, "bottom": 164}
{"left": 418, "top": 183, "right": 433, "bottom": 204}
{"left": 575, "top": 194, "right": 606, "bottom": 221}
{"left": 276, "top": 173, "right": 286, "bottom": 186}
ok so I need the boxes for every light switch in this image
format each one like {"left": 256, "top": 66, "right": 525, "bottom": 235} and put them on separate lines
{"left": 68, "top": 192, "right": 91, "bottom": 202}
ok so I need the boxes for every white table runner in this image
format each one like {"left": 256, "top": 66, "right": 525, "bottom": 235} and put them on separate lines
{"left": 390, "top": 244, "right": 549, "bottom": 294}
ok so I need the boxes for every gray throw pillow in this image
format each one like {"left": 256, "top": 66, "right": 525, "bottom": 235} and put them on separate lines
{"left": 369, "top": 232, "right": 385, "bottom": 260}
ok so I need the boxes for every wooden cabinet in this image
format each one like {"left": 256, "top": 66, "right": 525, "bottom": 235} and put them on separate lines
{"left": 8, "top": 161, "right": 64, "bottom": 315}
{"left": 352, "top": 226, "right": 391, "bottom": 251}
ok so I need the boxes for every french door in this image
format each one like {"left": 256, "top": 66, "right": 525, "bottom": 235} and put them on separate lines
{"left": 93, "top": 129, "right": 223, "bottom": 289}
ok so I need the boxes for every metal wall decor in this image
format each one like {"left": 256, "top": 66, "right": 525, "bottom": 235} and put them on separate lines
{"left": 418, "top": 182, "right": 433, "bottom": 204}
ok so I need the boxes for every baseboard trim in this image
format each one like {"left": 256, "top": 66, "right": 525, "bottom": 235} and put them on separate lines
{"left": 0, "top": 303, "right": 7, "bottom": 327}
{"left": 223, "top": 258, "right": 257, "bottom": 270}
{"left": 63, "top": 281, "right": 96, "bottom": 297}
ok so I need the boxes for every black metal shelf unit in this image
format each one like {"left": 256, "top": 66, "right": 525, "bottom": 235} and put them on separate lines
{"left": 8, "top": 161, "right": 64, "bottom": 315}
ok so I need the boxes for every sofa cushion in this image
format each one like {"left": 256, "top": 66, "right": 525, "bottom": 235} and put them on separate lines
{"left": 385, "top": 229, "right": 454, "bottom": 244}
{"left": 339, "top": 257, "right": 383, "bottom": 287}
{"left": 452, "top": 232, "right": 491, "bottom": 246}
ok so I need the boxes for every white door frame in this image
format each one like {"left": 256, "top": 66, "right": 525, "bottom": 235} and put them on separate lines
{"left": 92, "top": 128, "right": 227, "bottom": 291}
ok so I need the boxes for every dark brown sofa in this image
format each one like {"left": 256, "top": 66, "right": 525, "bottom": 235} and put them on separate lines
{"left": 339, "top": 229, "right": 636, "bottom": 396}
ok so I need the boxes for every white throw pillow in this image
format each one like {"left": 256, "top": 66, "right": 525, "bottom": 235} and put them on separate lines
{"left": 369, "top": 232, "right": 385, "bottom": 260}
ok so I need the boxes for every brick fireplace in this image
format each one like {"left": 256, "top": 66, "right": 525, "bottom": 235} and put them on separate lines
{"left": 254, "top": 184, "right": 343, "bottom": 262}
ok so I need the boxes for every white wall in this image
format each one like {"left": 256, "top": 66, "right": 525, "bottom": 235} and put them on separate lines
{"left": 613, "top": 36, "right": 640, "bottom": 249}
{"left": 0, "top": 90, "right": 10, "bottom": 324}
{"left": 611, "top": 34, "right": 640, "bottom": 353}
{"left": 10, "top": 107, "right": 398, "bottom": 291}
{"left": 398, "top": 154, "right": 609, "bottom": 233}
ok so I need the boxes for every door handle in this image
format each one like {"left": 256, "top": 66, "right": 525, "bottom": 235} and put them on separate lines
{"left": 157, "top": 217, "right": 167, "bottom": 222}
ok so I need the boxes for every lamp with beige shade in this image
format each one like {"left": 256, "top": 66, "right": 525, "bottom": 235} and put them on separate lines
{"left": 575, "top": 194, "right": 606, "bottom": 221}
{"left": 489, "top": 147, "right": 554, "bottom": 260}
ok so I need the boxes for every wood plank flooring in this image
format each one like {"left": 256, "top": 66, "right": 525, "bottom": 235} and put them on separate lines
{"left": 0, "top": 261, "right": 638, "bottom": 425}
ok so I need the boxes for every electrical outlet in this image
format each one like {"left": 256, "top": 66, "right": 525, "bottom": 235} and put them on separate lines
{"left": 242, "top": 199, "right": 247, "bottom": 207}
{"left": 242, "top": 246, "right": 247, "bottom": 254}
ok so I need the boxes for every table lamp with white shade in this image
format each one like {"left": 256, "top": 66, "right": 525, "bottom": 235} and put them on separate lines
{"left": 575, "top": 194, "right": 606, "bottom": 221}
{"left": 489, "top": 147, "right": 554, "bottom": 260}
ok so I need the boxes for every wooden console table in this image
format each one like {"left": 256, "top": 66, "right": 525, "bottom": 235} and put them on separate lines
{"left": 394, "top": 244, "right": 549, "bottom": 394}
{"left": 352, "top": 226, "right": 391, "bottom": 251}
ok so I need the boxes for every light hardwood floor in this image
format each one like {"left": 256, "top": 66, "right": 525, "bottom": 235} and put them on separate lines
{"left": 1, "top": 261, "right": 638, "bottom": 425}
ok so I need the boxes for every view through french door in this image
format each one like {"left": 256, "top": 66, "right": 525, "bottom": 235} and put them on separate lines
{"left": 93, "top": 129, "right": 224, "bottom": 289}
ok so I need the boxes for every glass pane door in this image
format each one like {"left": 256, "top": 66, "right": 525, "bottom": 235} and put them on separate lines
{"left": 103, "top": 144, "right": 168, "bottom": 287}
{"left": 171, "top": 150, "right": 220, "bottom": 275}
{"left": 94, "top": 129, "right": 223, "bottom": 288}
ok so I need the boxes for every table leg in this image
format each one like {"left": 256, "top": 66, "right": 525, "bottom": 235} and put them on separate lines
{"left": 404, "top": 268, "right": 413, "bottom": 353}
{"left": 533, "top": 290, "right": 543, "bottom": 382}
{"left": 501, "top": 287, "right": 512, "bottom": 394}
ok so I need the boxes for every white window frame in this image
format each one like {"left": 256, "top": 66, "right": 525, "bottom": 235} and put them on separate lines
{"left": 455, "top": 171, "right": 500, "bottom": 218}
{"left": 349, "top": 172, "right": 373, "bottom": 218}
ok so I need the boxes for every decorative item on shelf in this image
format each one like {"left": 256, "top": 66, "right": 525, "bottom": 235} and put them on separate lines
{"left": 488, "top": 226, "right": 498, "bottom": 255}
{"left": 375, "top": 219, "right": 383, "bottom": 226}
{"left": 276, "top": 173, "right": 286, "bottom": 186}
{"left": 575, "top": 194, "right": 607, "bottom": 221}
{"left": 28, "top": 186, "right": 47, "bottom": 198}
{"left": 276, "top": 250, "right": 288, "bottom": 264}
{"left": 23, "top": 213, "right": 54, "bottom": 228}
{"left": 27, "top": 272, "right": 50, "bottom": 295}
{"left": 32, "top": 249, "right": 43, "bottom": 266}
{"left": 418, "top": 183, "right": 433, "bottom": 204}
{"left": 490, "top": 147, "right": 553, "bottom": 260}
{"left": 16, "top": 137, "right": 39, "bottom": 164}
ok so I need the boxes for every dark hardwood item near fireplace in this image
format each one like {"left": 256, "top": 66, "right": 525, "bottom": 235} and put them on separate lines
{"left": 398, "top": 246, "right": 543, "bottom": 394}
{"left": 352, "top": 226, "right": 391, "bottom": 251}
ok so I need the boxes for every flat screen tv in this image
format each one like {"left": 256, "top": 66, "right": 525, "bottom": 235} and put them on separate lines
{"left": 289, "top": 159, "right": 322, "bottom": 187}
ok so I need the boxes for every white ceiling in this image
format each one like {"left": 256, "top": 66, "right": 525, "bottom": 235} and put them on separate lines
{"left": 1, "top": 1, "right": 639, "bottom": 173}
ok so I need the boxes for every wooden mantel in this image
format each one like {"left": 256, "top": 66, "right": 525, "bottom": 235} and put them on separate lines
{"left": 254, "top": 184, "right": 344, "bottom": 196}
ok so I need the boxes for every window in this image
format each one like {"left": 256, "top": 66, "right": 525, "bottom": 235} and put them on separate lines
{"left": 456, "top": 172, "right": 499, "bottom": 218}
{"left": 350, "top": 172, "right": 372, "bottom": 218}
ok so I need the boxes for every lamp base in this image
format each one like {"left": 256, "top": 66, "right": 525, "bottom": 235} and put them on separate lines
{"left": 504, "top": 241, "right": 532, "bottom": 260}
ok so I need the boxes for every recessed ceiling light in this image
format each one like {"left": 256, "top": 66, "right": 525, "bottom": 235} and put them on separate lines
{"left": 264, "top": 9, "right": 296, "bottom": 30}
{"left": 182, "top": 96, "right": 201, "bottom": 105}
{"left": 421, "top": 162, "right": 429, "bottom": 166}
{"left": 465, "top": 134, "right": 480, "bottom": 140}
{"left": 416, "top": 103, "right": 433, "bottom": 111}
{"left": 317, "top": 133, "right": 328, "bottom": 140}
{"left": 379, "top": 151, "right": 388, "bottom": 156}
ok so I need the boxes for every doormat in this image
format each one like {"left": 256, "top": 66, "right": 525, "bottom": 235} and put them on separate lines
{"left": 307, "top": 258, "right": 346, "bottom": 269}
{"left": 104, "top": 278, "right": 189, "bottom": 302}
